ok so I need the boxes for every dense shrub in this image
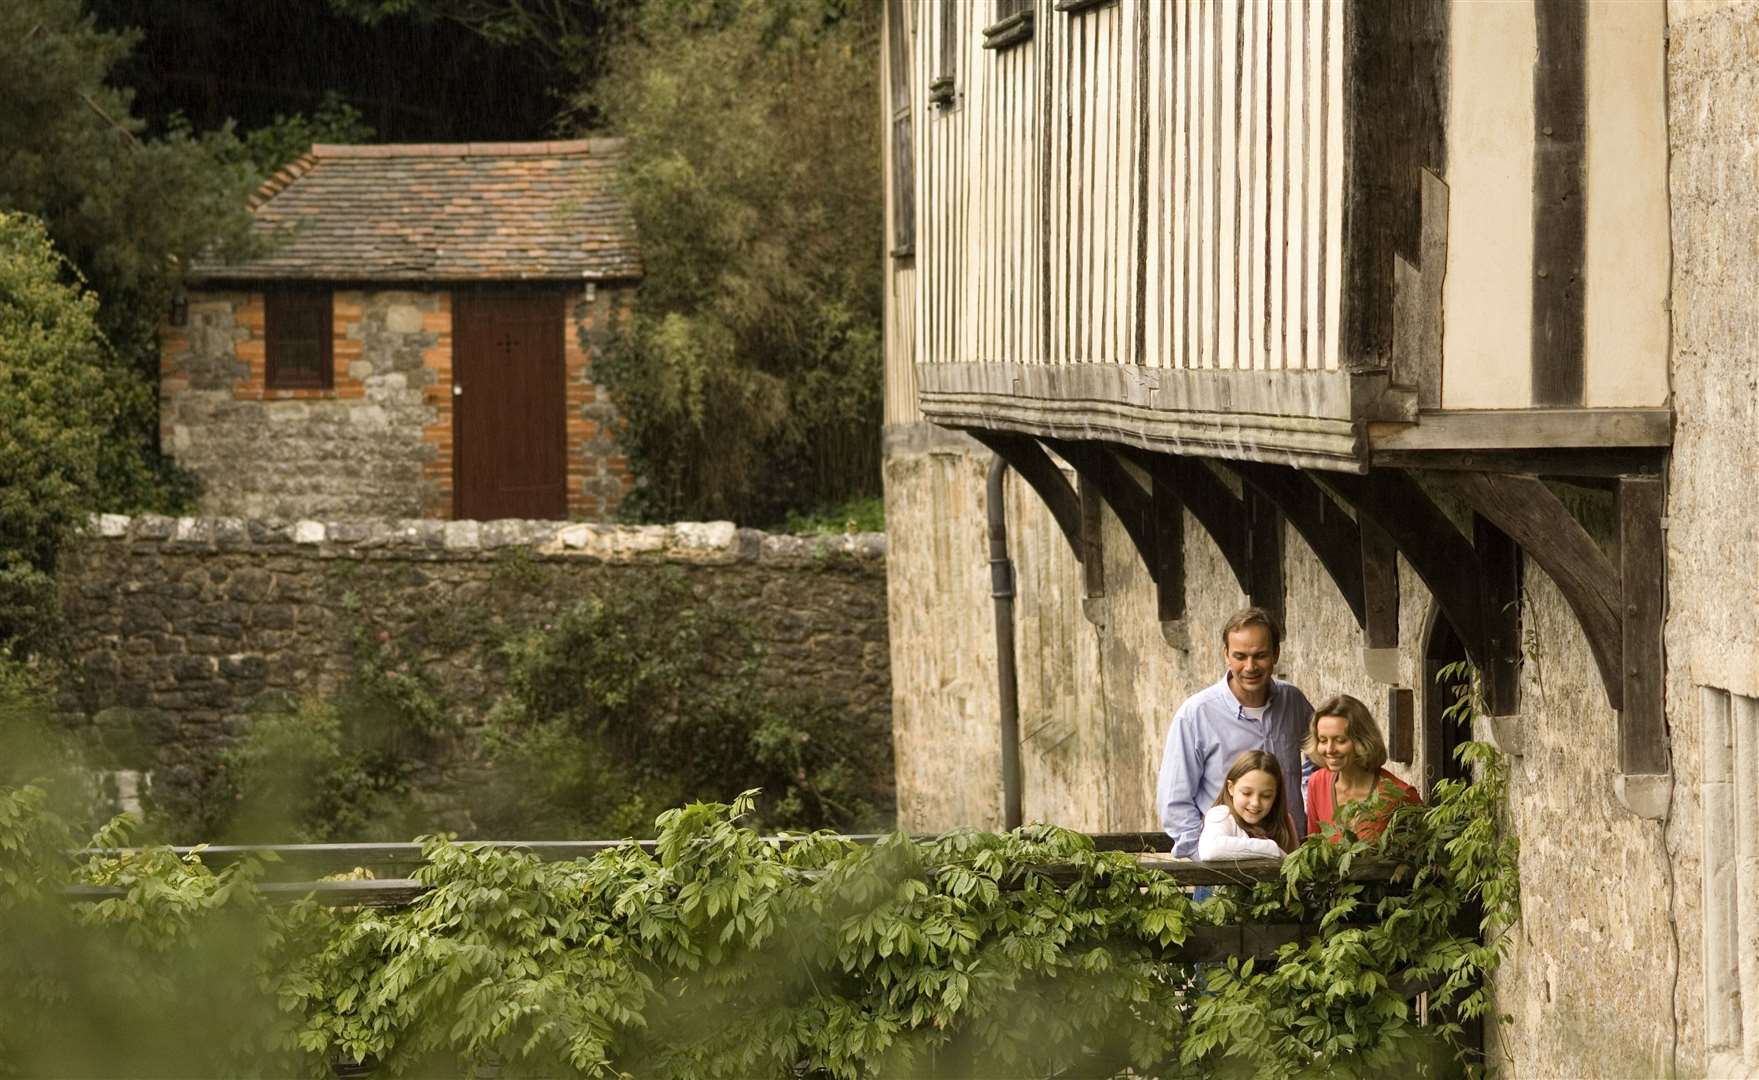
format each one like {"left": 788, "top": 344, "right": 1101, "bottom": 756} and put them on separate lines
{"left": 480, "top": 569, "right": 893, "bottom": 837}
{"left": 0, "top": 212, "right": 131, "bottom": 653}
{"left": 0, "top": 744, "right": 1517, "bottom": 1078}
{"left": 589, "top": 0, "right": 883, "bottom": 525}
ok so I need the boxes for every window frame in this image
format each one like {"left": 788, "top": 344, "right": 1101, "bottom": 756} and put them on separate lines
{"left": 263, "top": 286, "right": 335, "bottom": 391}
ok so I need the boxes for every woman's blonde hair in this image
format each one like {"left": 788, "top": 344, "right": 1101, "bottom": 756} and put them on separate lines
{"left": 1304, "top": 693, "right": 1389, "bottom": 772}
{"left": 1210, "top": 749, "right": 1298, "bottom": 853}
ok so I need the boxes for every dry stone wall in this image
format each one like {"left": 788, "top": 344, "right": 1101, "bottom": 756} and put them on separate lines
{"left": 58, "top": 515, "right": 890, "bottom": 830}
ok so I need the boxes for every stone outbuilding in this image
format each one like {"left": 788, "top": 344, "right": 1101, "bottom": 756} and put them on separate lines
{"left": 160, "top": 139, "right": 641, "bottom": 521}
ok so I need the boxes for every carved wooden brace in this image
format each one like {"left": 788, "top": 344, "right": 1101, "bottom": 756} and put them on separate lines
{"left": 1040, "top": 439, "right": 1158, "bottom": 582}
{"left": 1438, "top": 472, "right": 1670, "bottom": 804}
{"left": 967, "top": 430, "right": 1084, "bottom": 564}
{"left": 1124, "top": 450, "right": 1252, "bottom": 596}
{"left": 1225, "top": 461, "right": 1367, "bottom": 631}
{"left": 1316, "top": 470, "right": 1497, "bottom": 704}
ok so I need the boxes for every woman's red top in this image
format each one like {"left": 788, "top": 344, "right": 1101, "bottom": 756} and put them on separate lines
{"left": 1305, "top": 767, "right": 1422, "bottom": 841}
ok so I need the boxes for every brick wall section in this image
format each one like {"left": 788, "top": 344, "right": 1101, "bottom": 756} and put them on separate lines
{"left": 60, "top": 515, "right": 890, "bottom": 827}
{"left": 419, "top": 293, "right": 454, "bottom": 517}
{"left": 163, "top": 286, "right": 634, "bottom": 521}
{"left": 568, "top": 284, "right": 637, "bottom": 519}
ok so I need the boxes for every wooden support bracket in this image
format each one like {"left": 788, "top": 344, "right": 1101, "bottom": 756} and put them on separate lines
{"left": 1227, "top": 461, "right": 1367, "bottom": 631}
{"left": 1043, "top": 440, "right": 1158, "bottom": 584}
{"left": 967, "top": 430, "right": 1084, "bottom": 565}
{"left": 1437, "top": 472, "right": 1671, "bottom": 817}
{"left": 1151, "top": 466, "right": 1186, "bottom": 642}
{"left": 1317, "top": 470, "right": 1495, "bottom": 705}
{"left": 1245, "top": 487, "right": 1286, "bottom": 626}
{"left": 1127, "top": 450, "right": 1252, "bottom": 597}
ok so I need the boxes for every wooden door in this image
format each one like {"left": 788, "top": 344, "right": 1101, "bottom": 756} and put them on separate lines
{"left": 452, "top": 289, "right": 567, "bottom": 520}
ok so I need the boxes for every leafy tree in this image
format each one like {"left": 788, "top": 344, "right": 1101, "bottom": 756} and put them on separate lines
{"left": 236, "top": 90, "right": 376, "bottom": 176}
{"left": 0, "top": 212, "right": 133, "bottom": 652}
{"left": 588, "top": 0, "right": 884, "bottom": 524}
{"left": 0, "top": 0, "right": 260, "bottom": 512}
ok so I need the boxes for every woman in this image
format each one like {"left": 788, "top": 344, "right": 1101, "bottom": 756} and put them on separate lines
{"left": 1304, "top": 693, "right": 1420, "bottom": 841}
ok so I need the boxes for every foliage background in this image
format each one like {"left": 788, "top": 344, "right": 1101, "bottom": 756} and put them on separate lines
{"left": 0, "top": 747, "right": 1518, "bottom": 1078}
{"left": 589, "top": 0, "right": 884, "bottom": 525}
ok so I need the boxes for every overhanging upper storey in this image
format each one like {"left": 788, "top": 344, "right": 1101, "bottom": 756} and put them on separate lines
{"left": 899, "top": 0, "right": 1672, "bottom": 472}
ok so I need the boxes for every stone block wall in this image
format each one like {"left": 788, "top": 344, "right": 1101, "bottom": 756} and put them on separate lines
{"left": 59, "top": 515, "right": 890, "bottom": 832}
{"left": 880, "top": 424, "right": 1700, "bottom": 1077}
{"left": 160, "top": 284, "right": 636, "bottom": 522}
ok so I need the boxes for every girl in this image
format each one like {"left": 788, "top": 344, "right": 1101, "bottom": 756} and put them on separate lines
{"left": 1197, "top": 750, "right": 1299, "bottom": 860}
{"left": 1304, "top": 693, "right": 1421, "bottom": 841}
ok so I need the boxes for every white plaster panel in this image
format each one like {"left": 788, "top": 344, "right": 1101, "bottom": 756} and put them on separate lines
{"left": 1441, "top": 0, "right": 1536, "bottom": 409}
{"left": 1584, "top": 0, "right": 1672, "bottom": 408}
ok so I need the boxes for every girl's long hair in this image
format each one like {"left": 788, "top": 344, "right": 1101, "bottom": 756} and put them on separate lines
{"left": 1211, "top": 749, "right": 1298, "bottom": 853}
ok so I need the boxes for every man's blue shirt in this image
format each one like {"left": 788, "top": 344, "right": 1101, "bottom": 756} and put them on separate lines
{"left": 1156, "top": 672, "right": 1314, "bottom": 858}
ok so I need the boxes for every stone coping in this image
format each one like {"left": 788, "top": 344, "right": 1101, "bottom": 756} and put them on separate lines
{"left": 87, "top": 515, "right": 886, "bottom": 563}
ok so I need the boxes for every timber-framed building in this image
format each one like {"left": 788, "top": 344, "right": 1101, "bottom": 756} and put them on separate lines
{"left": 880, "top": 2, "right": 1759, "bottom": 1075}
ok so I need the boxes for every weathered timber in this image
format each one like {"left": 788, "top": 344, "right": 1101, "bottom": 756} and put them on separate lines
{"left": 1044, "top": 440, "right": 1160, "bottom": 585}
{"left": 1474, "top": 515, "right": 1524, "bottom": 715}
{"left": 1227, "top": 461, "right": 1367, "bottom": 630}
{"left": 1152, "top": 467, "right": 1186, "bottom": 627}
{"left": 968, "top": 430, "right": 1085, "bottom": 563}
{"left": 1246, "top": 487, "right": 1286, "bottom": 625}
{"left": 1369, "top": 446, "right": 1669, "bottom": 478}
{"left": 1360, "top": 513, "right": 1400, "bottom": 648}
{"left": 1080, "top": 474, "right": 1108, "bottom": 600}
{"left": 1388, "top": 686, "right": 1416, "bottom": 764}
{"left": 1618, "top": 476, "right": 1668, "bottom": 776}
{"left": 1317, "top": 469, "right": 1492, "bottom": 695}
{"left": 1531, "top": 0, "right": 1587, "bottom": 406}
{"left": 1131, "top": 451, "right": 1252, "bottom": 595}
{"left": 1416, "top": 169, "right": 1449, "bottom": 409}
{"left": 1367, "top": 408, "right": 1672, "bottom": 452}
{"left": 1438, "top": 471, "right": 1622, "bottom": 710}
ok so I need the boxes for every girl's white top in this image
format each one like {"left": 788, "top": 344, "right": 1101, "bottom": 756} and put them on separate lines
{"left": 1196, "top": 804, "right": 1285, "bottom": 861}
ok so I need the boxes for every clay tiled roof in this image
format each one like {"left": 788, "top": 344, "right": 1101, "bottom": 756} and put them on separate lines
{"left": 191, "top": 140, "right": 641, "bottom": 283}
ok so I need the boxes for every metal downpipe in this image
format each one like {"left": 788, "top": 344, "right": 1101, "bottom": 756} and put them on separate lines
{"left": 987, "top": 456, "right": 1024, "bottom": 830}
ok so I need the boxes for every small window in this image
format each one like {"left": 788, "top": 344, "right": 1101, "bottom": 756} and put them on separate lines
{"left": 885, "top": 0, "right": 915, "bottom": 257}
{"left": 983, "top": 0, "right": 1034, "bottom": 51}
{"left": 929, "top": 1, "right": 958, "bottom": 107}
{"left": 264, "top": 287, "right": 333, "bottom": 390}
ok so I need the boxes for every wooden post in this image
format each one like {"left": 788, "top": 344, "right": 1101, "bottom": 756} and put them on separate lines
{"left": 1618, "top": 476, "right": 1667, "bottom": 776}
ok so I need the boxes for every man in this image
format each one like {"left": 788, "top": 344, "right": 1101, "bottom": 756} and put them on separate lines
{"left": 1157, "top": 606, "right": 1313, "bottom": 858}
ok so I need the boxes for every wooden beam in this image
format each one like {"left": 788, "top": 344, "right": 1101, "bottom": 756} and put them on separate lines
{"left": 1044, "top": 440, "right": 1159, "bottom": 586}
{"left": 1367, "top": 408, "right": 1672, "bottom": 451}
{"left": 1388, "top": 687, "right": 1415, "bottom": 765}
{"left": 1152, "top": 470, "right": 1186, "bottom": 628}
{"left": 1246, "top": 487, "right": 1285, "bottom": 626}
{"left": 1619, "top": 476, "right": 1668, "bottom": 776}
{"left": 967, "top": 430, "right": 1084, "bottom": 563}
{"left": 1080, "top": 475, "right": 1107, "bottom": 598}
{"left": 1134, "top": 452, "right": 1252, "bottom": 596}
{"left": 1369, "top": 446, "right": 1669, "bottom": 478}
{"left": 1474, "top": 515, "right": 1523, "bottom": 716}
{"left": 1360, "top": 515, "right": 1400, "bottom": 648}
{"left": 1318, "top": 470, "right": 1493, "bottom": 692}
{"left": 1227, "top": 461, "right": 1367, "bottom": 631}
{"left": 1439, "top": 471, "right": 1622, "bottom": 711}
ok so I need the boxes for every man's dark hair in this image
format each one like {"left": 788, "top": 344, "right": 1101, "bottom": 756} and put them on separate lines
{"left": 1219, "top": 606, "right": 1283, "bottom": 652}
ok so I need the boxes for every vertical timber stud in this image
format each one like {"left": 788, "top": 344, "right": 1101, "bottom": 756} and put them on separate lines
{"left": 1617, "top": 476, "right": 1669, "bottom": 816}
{"left": 1388, "top": 687, "right": 1416, "bottom": 765}
{"left": 1360, "top": 515, "right": 1401, "bottom": 683}
{"left": 1474, "top": 515, "right": 1522, "bottom": 716}
{"left": 1079, "top": 475, "right": 1106, "bottom": 619}
{"left": 1531, "top": 0, "right": 1587, "bottom": 405}
{"left": 1246, "top": 489, "right": 1284, "bottom": 627}
{"left": 1152, "top": 470, "right": 1186, "bottom": 643}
